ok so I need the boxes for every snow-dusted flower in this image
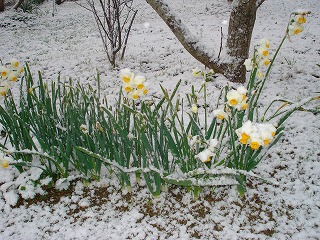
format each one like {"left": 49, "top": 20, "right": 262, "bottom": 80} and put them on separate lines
{"left": 259, "top": 127, "right": 273, "bottom": 146}
{"left": 237, "top": 86, "right": 247, "bottom": 97}
{"left": 10, "top": 58, "right": 20, "bottom": 69}
{"left": 208, "top": 139, "right": 218, "bottom": 152}
{"left": 192, "top": 68, "right": 202, "bottom": 78}
{"left": 123, "top": 83, "right": 132, "bottom": 93}
{"left": 226, "top": 86, "right": 248, "bottom": 110}
{"left": 257, "top": 45, "right": 269, "bottom": 58}
{"left": 128, "top": 90, "right": 140, "bottom": 100}
{"left": 0, "top": 81, "right": 11, "bottom": 96}
{"left": 257, "top": 71, "right": 264, "bottom": 79}
{"left": 133, "top": 75, "right": 146, "bottom": 90}
{"left": 249, "top": 133, "right": 263, "bottom": 150}
{"left": 295, "top": 14, "right": 306, "bottom": 24}
{"left": 244, "top": 58, "right": 253, "bottom": 71}
{"left": 191, "top": 104, "right": 198, "bottom": 113}
{"left": 0, "top": 153, "right": 13, "bottom": 168}
{"left": 288, "top": 22, "right": 304, "bottom": 36}
{"left": 260, "top": 57, "right": 271, "bottom": 67}
{"left": 8, "top": 72, "right": 19, "bottom": 82}
{"left": 237, "top": 99, "right": 248, "bottom": 111}
{"left": 196, "top": 149, "right": 213, "bottom": 163}
{"left": 0, "top": 66, "right": 10, "bottom": 79}
{"left": 213, "top": 108, "right": 228, "bottom": 121}
{"left": 236, "top": 120, "right": 254, "bottom": 144}
{"left": 226, "top": 89, "right": 242, "bottom": 107}
{"left": 236, "top": 121, "right": 277, "bottom": 150}
{"left": 259, "top": 38, "right": 270, "bottom": 48}
{"left": 1, "top": 159, "right": 10, "bottom": 168}
{"left": 120, "top": 68, "right": 134, "bottom": 83}
{"left": 80, "top": 124, "right": 88, "bottom": 134}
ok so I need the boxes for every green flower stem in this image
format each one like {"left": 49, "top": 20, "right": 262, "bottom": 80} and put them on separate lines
{"left": 227, "top": 116, "right": 238, "bottom": 168}
{"left": 204, "top": 83, "right": 208, "bottom": 135}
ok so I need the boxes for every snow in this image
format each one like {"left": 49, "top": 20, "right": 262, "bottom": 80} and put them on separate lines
{"left": 0, "top": 0, "right": 320, "bottom": 239}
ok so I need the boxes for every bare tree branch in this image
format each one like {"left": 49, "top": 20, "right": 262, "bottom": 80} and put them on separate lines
{"left": 256, "top": 0, "right": 267, "bottom": 9}
{"left": 146, "top": 0, "right": 259, "bottom": 83}
{"left": 83, "top": 0, "right": 137, "bottom": 67}
{"left": 145, "top": 0, "right": 224, "bottom": 74}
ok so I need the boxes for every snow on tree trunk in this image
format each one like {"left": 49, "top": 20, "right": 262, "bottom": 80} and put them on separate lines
{"left": 146, "top": 0, "right": 262, "bottom": 83}
{"left": 223, "top": 0, "right": 257, "bottom": 83}
{"left": 145, "top": 0, "right": 224, "bottom": 75}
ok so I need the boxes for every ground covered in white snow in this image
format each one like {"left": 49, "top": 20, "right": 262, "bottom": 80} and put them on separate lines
{"left": 0, "top": 0, "right": 319, "bottom": 239}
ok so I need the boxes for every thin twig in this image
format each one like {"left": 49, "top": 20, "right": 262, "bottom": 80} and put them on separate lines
{"left": 218, "top": 26, "right": 223, "bottom": 59}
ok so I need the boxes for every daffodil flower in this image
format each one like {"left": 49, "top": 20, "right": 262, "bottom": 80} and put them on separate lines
{"left": 192, "top": 68, "right": 202, "bottom": 78}
{"left": 227, "top": 89, "right": 242, "bottom": 107}
{"left": 0, "top": 154, "right": 12, "bottom": 168}
{"left": 237, "top": 99, "right": 248, "bottom": 111}
{"left": 10, "top": 58, "right": 20, "bottom": 69}
{"left": 196, "top": 149, "right": 214, "bottom": 163}
{"left": 0, "top": 81, "right": 11, "bottom": 96}
{"left": 259, "top": 38, "right": 270, "bottom": 48}
{"left": 8, "top": 72, "right": 19, "bottom": 82}
{"left": 244, "top": 58, "right": 254, "bottom": 71}
{"left": 249, "top": 133, "right": 263, "bottom": 150}
{"left": 191, "top": 104, "right": 198, "bottom": 113}
{"left": 288, "top": 22, "right": 304, "bottom": 36}
{"left": 129, "top": 90, "right": 140, "bottom": 100}
{"left": 120, "top": 68, "right": 134, "bottom": 83}
{"left": 295, "top": 14, "right": 306, "bottom": 24}
{"left": 257, "top": 71, "right": 264, "bottom": 79}
{"left": 80, "top": 124, "right": 88, "bottom": 134}
{"left": 123, "top": 83, "right": 132, "bottom": 93}
{"left": 258, "top": 46, "right": 269, "bottom": 57}
{"left": 237, "top": 86, "right": 247, "bottom": 99}
{"left": 236, "top": 121, "right": 254, "bottom": 144}
{"left": 260, "top": 57, "right": 271, "bottom": 67}
{"left": 133, "top": 75, "right": 146, "bottom": 89}
{"left": 213, "top": 109, "right": 228, "bottom": 121}
{"left": 0, "top": 66, "right": 10, "bottom": 79}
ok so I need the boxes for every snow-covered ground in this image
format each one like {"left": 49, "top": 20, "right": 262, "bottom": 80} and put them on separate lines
{"left": 0, "top": 0, "right": 319, "bottom": 239}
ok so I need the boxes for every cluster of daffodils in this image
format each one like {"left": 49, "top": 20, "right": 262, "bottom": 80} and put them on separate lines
{"left": 244, "top": 38, "right": 271, "bottom": 78}
{"left": 0, "top": 59, "right": 24, "bottom": 96}
{"left": 226, "top": 86, "right": 248, "bottom": 111}
{"left": 236, "top": 120, "right": 277, "bottom": 150}
{"left": 193, "top": 138, "right": 218, "bottom": 163}
{"left": 288, "top": 10, "right": 310, "bottom": 36}
{"left": 120, "top": 68, "right": 148, "bottom": 100}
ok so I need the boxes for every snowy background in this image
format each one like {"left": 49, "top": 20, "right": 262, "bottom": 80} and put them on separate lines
{"left": 0, "top": 0, "right": 319, "bottom": 239}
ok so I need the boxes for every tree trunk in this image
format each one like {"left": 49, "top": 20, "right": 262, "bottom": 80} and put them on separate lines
{"left": 223, "top": 0, "right": 257, "bottom": 82}
{"left": 146, "top": 0, "right": 262, "bottom": 83}
{"left": 0, "top": 0, "right": 4, "bottom": 12}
